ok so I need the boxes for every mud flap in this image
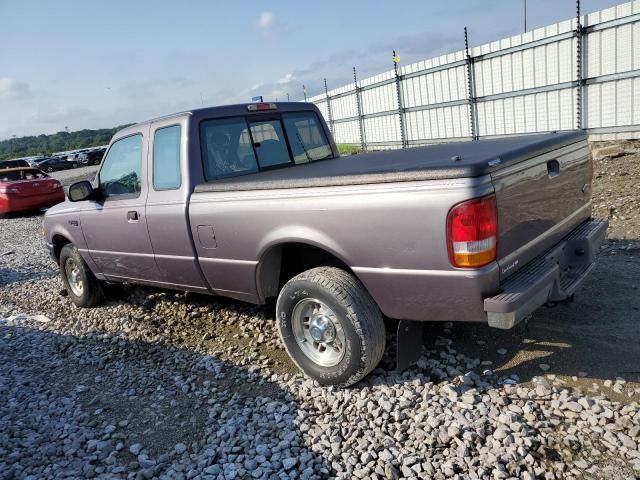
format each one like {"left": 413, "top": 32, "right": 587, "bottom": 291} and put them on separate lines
{"left": 396, "top": 320, "right": 424, "bottom": 372}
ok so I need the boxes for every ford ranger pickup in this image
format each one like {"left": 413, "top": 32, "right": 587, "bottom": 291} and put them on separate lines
{"left": 43, "top": 102, "right": 607, "bottom": 386}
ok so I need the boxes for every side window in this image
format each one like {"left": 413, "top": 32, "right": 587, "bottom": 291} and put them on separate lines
{"left": 99, "top": 134, "right": 143, "bottom": 197}
{"left": 153, "top": 125, "right": 181, "bottom": 190}
{"left": 200, "top": 118, "right": 259, "bottom": 180}
{"left": 249, "top": 120, "right": 290, "bottom": 168}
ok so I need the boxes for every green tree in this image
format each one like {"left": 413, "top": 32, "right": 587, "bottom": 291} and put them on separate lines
{"left": 0, "top": 125, "right": 133, "bottom": 161}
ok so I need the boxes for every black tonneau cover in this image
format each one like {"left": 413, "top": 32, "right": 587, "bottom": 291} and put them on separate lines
{"left": 194, "top": 130, "right": 586, "bottom": 193}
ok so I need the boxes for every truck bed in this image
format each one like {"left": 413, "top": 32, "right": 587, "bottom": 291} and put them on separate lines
{"left": 194, "top": 130, "right": 586, "bottom": 192}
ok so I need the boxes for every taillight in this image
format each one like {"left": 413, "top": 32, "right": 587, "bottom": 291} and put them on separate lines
{"left": 447, "top": 194, "right": 498, "bottom": 268}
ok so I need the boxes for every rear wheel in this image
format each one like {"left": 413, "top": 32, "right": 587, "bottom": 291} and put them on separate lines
{"left": 46, "top": 166, "right": 53, "bottom": 172}
{"left": 276, "top": 267, "right": 385, "bottom": 387}
{"left": 59, "top": 244, "right": 104, "bottom": 307}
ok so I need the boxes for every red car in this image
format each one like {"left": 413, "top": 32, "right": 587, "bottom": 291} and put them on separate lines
{"left": 0, "top": 167, "right": 65, "bottom": 214}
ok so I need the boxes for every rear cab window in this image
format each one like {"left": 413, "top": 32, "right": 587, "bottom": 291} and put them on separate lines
{"left": 200, "top": 110, "right": 332, "bottom": 181}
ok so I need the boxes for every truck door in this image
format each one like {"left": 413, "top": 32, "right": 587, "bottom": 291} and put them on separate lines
{"left": 144, "top": 118, "right": 209, "bottom": 292}
{"left": 80, "top": 131, "right": 161, "bottom": 282}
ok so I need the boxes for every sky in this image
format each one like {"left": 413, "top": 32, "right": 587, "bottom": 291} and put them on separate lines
{"left": 0, "top": 0, "right": 626, "bottom": 140}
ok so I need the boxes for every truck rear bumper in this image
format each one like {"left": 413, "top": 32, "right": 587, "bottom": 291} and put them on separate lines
{"left": 484, "top": 218, "right": 608, "bottom": 329}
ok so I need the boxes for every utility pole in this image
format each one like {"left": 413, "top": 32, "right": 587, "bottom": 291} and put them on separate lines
{"left": 392, "top": 50, "right": 407, "bottom": 148}
{"left": 576, "top": 0, "right": 583, "bottom": 129}
{"left": 324, "top": 78, "right": 334, "bottom": 136}
{"left": 464, "top": 27, "right": 477, "bottom": 140}
{"left": 524, "top": 0, "right": 527, "bottom": 32}
{"left": 354, "top": 66, "right": 366, "bottom": 151}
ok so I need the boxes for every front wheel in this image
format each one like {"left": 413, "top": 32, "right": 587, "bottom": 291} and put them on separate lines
{"left": 276, "top": 267, "right": 386, "bottom": 387}
{"left": 59, "top": 244, "right": 104, "bottom": 307}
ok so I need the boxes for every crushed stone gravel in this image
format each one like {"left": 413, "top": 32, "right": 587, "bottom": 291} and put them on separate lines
{"left": 0, "top": 147, "right": 639, "bottom": 479}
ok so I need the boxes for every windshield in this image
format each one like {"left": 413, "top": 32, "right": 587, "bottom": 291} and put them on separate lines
{"left": 200, "top": 110, "right": 333, "bottom": 181}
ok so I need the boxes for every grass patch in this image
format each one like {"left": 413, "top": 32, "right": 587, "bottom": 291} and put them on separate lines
{"left": 337, "top": 144, "right": 362, "bottom": 156}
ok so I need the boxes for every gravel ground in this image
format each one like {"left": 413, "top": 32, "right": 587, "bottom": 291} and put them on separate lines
{"left": 1, "top": 148, "right": 639, "bottom": 479}
{"left": 591, "top": 141, "right": 640, "bottom": 240}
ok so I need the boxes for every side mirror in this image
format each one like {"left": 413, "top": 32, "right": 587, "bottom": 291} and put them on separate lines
{"left": 68, "top": 180, "right": 97, "bottom": 202}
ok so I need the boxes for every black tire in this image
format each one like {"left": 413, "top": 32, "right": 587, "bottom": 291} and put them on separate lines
{"left": 72, "top": 162, "right": 78, "bottom": 169}
{"left": 276, "top": 267, "right": 385, "bottom": 387}
{"left": 59, "top": 244, "right": 105, "bottom": 307}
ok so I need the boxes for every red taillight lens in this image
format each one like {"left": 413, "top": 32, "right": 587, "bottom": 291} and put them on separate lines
{"left": 447, "top": 194, "right": 498, "bottom": 268}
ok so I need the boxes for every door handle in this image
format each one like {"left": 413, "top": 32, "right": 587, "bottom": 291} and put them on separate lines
{"left": 127, "top": 211, "right": 139, "bottom": 221}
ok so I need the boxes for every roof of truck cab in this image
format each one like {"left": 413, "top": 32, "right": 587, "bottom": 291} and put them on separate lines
{"left": 124, "top": 102, "right": 319, "bottom": 129}
{"left": 194, "top": 130, "right": 588, "bottom": 192}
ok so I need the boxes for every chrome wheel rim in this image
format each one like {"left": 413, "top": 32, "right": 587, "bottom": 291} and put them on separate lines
{"left": 64, "top": 258, "right": 84, "bottom": 297}
{"left": 291, "top": 298, "right": 346, "bottom": 367}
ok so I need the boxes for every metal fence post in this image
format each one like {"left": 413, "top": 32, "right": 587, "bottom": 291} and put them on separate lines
{"left": 575, "top": 0, "right": 584, "bottom": 130}
{"left": 324, "top": 78, "right": 335, "bottom": 137}
{"left": 353, "top": 66, "right": 367, "bottom": 151}
{"left": 393, "top": 51, "right": 408, "bottom": 148}
{"left": 464, "top": 27, "right": 478, "bottom": 140}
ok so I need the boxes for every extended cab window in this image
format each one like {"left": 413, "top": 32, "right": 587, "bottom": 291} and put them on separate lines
{"left": 200, "top": 111, "right": 333, "bottom": 180}
{"left": 99, "top": 134, "right": 142, "bottom": 197}
{"left": 153, "top": 125, "right": 181, "bottom": 190}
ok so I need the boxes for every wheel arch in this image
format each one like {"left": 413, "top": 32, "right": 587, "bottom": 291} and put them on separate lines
{"left": 51, "top": 233, "right": 73, "bottom": 263}
{"left": 256, "top": 238, "right": 362, "bottom": 304}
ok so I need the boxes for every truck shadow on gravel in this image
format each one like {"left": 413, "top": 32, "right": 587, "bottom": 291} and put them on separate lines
{"left": 414, "top": 243, "right": 640, "bottom": 400}
{"left": 0, "top": 267, "right": 58, "bottom": 287}
{"left": 0, "top": 323, "right": 331, "bottom": 479}
{"left": 0, "top": 210, "right": 45, "bottom": 220}
{"left": 89, "top": 240, "right": 640, "bottom": 403}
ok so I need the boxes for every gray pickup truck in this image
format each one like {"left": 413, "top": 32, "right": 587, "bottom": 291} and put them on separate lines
{"left": 44, "top": 102, "right": 607, "bottom": 386}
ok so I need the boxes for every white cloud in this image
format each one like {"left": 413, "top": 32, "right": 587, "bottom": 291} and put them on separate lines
{"left": 276, "top": 73, "right": 294, "bottom": 84}
{"left": 257, "top": 11, "right": 275, "bottom": 29}
{"left": 0, "top": 78, "right": 30, "bottom": 101}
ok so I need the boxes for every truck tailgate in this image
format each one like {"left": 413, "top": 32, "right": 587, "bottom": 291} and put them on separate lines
{"left": 490, "top": 133, "right": 593, "bottom": 280}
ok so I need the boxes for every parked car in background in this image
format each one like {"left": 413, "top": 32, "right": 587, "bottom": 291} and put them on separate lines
{"left": 0, "top": 159, "right": 31, "bottom": 170}
{"left": 76, "top": 150, "right": 104, "bottom": 166}
{"left": 44, "top": 102, "right": 607, "bottom": 387}
{"left": 65, "top": 153, "right": 83, "bottom": 166}
{"left": 33, "top": 155, "right": 78, "bottom": 172}
{"left": 0, "top": 167, "right": 64, "bottom": 214}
